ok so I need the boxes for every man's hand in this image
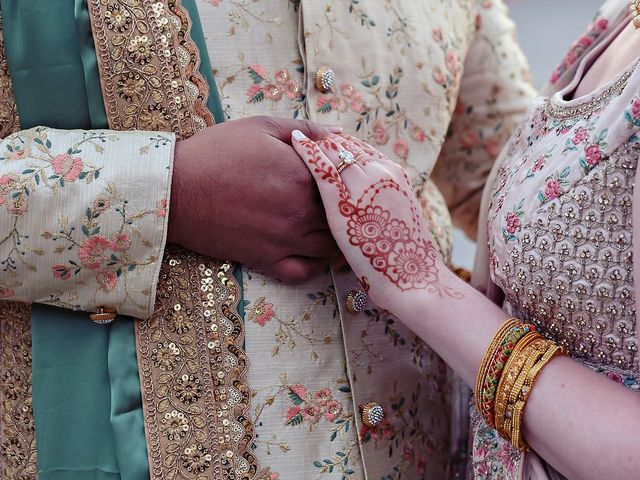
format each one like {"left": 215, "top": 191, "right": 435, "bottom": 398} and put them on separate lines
{"left": 168, "top": 116, "right": 341, "bottom": 283}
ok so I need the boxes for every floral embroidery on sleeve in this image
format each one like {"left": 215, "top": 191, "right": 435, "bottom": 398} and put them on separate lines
{"left": 549, "top": 17, "right": 609, "bottom": 84}
{"left": 0, "top": 127, "right": 175, "bottom": 317}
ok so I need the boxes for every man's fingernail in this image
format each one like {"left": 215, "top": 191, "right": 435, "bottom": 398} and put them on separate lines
{"left": 292, "top": 130, "right": 308, "bottom": 141}
{"left": 327, "top": 126, "right": 343, "bottom": 134}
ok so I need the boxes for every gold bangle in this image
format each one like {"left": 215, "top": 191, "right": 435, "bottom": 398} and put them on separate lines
{"left": 475, "top": 318, "right": 520, "bottom": 410}
{"left": 494, "top": 334, "right": 545, "bottom": 440}
{"left": 511, "top": 343, "right": 566, "bottom": 451}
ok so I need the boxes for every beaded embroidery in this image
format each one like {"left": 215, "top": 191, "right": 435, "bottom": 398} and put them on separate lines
{"left": 0, "top": 12, "right": 19, "bottom": 138}
{"left": 136, "top": 247, "right": 256, "bottom": 480}
{"left": 87, "top": 0, "right": 214, "bottom": 139}
{"left": 0, "top": 302, "right": 37, "bottom": 480}
{"left": 496, "top": 143, "right": 638, "bottom": 371}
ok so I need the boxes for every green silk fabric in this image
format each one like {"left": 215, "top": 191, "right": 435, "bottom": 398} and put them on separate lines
{"left": 1, "top": 0, "right": 224, "bottom": 478}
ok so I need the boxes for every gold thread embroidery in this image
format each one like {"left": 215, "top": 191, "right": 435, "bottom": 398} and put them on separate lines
{"left": 136, "top": 247, "right": 257, "bottom": 480}
{"left": 0, "top": 302, "right": 38, "bottom": 480}
{"left": 0, "top": 12, "right": 20, "bottom": 138}
{"left": 87, "top": 0, "right": 214, "bottom": 139}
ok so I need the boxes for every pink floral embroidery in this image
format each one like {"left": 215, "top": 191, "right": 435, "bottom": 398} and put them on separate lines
{"left": 96, "top": 271, "right": 118, "bottom": 292}
{"left": 92, "top": 195, "right": 110, "bottom": 213}
{"left": 505, "top": 212, "right": 521, "bottom": 234}
{"left": 445, "top": 51, "right": 459, "bottom": 76}
{"left": 284, "top": 384, "right": 344, "bottom": 428}
{"left": 572, "top": 127, "right": 588, "bottom": 145}
{"left": 410, "top": 125, "right": 426, "bottom": 143}
{"left": 52, "top": 264, "right": 72, "bottom": 280}
{"left": 584, "top": 144, "right": 602, "bottom": 166}
{"left": 393, "top": 137, "right": 409, "bottom": 160}
{"left": 247, "top": 65, "right": 302, "bottom": 107}
{"left": 550, "top": 17, "right": 608, "bottom": 84}
{"left": 323, "top": 400, "right": 342, "bottom": 422}
{"left": 544, "top": 179, "right": 561, "bottom": 200}
{"left": 624, "top": 97, "right": 640, "bottom": 127}
{"left": 156, "top": 198, "right": 167, "bottom": 218}
{"left": 248, "top": 297, "right": 277, "bottom": 327}
{"left": 314, "top": 388, "right": 332, "bottom": 404}
{"left": 51, "top": 154, "right": 84, "bottom": 182}
{"left": 302, "top": 404, "right": 322, "bottom": 424}
{"left": 316, "top": 82, "right": 367, "bottom": 115}
{"left": 112, "top": 233, "right": 131, "bottom": 252}
{"left": 7, "top": 197, "right": 28, "bottom": 216}
{"left": 79, "top": 236, "right": 113, "bottom": 270}
{"left": 0, "top": 173, "right": 18, "bottom": 194}
{"left": 0, "top": 287, "right": 14, "bottom": 298}
{"left": 502, "top": 199, "right": 524, "bottom": 243}
{"left": 372, "top": 121, "right": 389, "bottom": 145}
{"left": 289, "top": 384, "right": 307, "bottom": 400}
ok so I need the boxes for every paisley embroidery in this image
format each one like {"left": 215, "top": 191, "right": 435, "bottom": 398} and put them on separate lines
{"left": 136, "top": 247, "right": 257, "bottom": 480}
{"left": 87, "top": 0, "right": 214, "bottom": 139}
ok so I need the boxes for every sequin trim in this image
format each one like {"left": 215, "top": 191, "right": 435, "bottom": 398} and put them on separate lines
{"left": 87, "top": 0, "right": 214, "bottom": 139}
{"left": 0, "top": 302, "right": 38, "bottom": 480}
{"left": 544, "top": 61, "right": 638, "bottom": 121}
{"left": 136, "top": 247, "right": 257, "bottom": 480}
{"left": 0, "top": 12, "right": 20, "bottom": 138}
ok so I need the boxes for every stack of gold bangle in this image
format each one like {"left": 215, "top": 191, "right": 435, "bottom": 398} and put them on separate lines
{"left": 475, "top": 318, "right": 567, "bottom": 451}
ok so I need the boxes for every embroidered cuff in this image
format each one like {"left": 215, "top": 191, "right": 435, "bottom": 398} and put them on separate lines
{"left": 0, "top": 127, "right": 176, "bottom": 319}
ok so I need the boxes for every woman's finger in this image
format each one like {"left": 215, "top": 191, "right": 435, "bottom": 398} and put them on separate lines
{"left": 291, "top": 130, "right": 348, "bottom": 199}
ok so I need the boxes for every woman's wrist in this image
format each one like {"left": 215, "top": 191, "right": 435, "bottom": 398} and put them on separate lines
{"left": 377, "top": 265, "right": 464, "bottom": 328}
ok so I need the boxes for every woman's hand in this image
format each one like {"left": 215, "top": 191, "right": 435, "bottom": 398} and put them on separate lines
{"left": 292, "top": 130, "right": 461, "bottom": 315}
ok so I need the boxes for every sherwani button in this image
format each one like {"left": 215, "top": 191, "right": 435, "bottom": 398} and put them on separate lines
{"left": 90, "top": 306, "right": 117, "bottom": 324}
{"left": 346, "top": 289, "right": 368, "bottom": 314}
{"left": 315, "top": 65, "right": 335, "bottom": 92}
{"left": 361, "top": 402, "right": 385, "bottom": 427}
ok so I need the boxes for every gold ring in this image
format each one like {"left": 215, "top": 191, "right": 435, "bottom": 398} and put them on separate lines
{"left": 336, "top": 149, "right": 356, "bottom": 174}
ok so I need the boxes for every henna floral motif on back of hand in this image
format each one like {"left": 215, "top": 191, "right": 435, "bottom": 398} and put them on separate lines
{"left": 297, "top": 135, "right": 461, "bottom": 298}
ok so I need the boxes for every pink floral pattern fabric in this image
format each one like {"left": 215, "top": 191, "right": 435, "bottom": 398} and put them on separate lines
{"left": 476, "top": 0, "right": 640, "bottom": 477}
{"left": 0, "top": 127, "right": 174, "bottom": 318}
{"left": 195, "top": 0, "right": 535, "bottom": 478}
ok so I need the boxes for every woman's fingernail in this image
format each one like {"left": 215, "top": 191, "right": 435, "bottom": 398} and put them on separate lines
{"left": 326, "top": 126, "right": 343, "bottom": 134}
{"left": 292, "top": 130, "right": 308, "bottom": 141}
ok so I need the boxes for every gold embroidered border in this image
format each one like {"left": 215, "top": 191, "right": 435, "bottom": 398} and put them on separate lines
{"left": 136, "top": 247, "right": 256, "bottom": 480}
{"left": 0, "top": 302, "right": 38, "bottom": 480}
{"left": 87, "top": 0, "right": 214, "bottom": 139}
{"left": 0, "top": 12, "right": 20, "bottom": 138}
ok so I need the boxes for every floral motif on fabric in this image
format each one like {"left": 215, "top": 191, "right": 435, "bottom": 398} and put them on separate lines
{"left": 197, "top": 0, "right": 535, "bottom": 478}
{"left": 136, "top": 247, "right": 257, "bottom": 480}
{"left": 471, "top": 407, "right": 521, "bottom": 480}
{"left": 483, "top": 2, "right": 640, "bottom": 475}
{"left": 246, "top": 64, "right": 304, "bottom": 116}
{"left": 549, "top": 17, "right": 609, "bottom": 84}
{"left": 0, "top": 127, "right": 174, "bottom": 317}
{"left": 87, "top": 0, "right": 215, "bottom": 138}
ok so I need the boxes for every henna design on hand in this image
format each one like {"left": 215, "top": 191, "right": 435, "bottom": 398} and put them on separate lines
{"left": 299, "top": 138, "right": 462, "bottom": 299}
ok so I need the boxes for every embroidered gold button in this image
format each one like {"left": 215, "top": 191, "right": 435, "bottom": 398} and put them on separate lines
{"left": 315, "top": 65, "right": 335, "bottom": 93}
{"left": 90, "top": 306, "right": 117, "bottom": 324}
{"left": 361, "top": 402, "right": 385, "bottom": 428}
{"left": 346, "top": 289, "right": 368, "bottom": 314}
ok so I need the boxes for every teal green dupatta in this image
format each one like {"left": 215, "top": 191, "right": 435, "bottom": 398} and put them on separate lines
{"left": 1, "top": 1, "right": 224, "bottom": 478}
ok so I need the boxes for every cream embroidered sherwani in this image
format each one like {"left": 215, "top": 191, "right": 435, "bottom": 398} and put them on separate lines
{"left": 0, "top": 1, "right": 535, "bottom": 479}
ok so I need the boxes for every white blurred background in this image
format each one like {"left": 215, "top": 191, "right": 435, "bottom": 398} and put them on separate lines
{"left": 451, "top": 0, "right": 603, "bottom": 269}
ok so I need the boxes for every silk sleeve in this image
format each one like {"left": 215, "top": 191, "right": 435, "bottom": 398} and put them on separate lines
{"left": 431, "top": 0, "right": 537, "bottom": 240}
{"left": 0, "top": 127, "right": 175, "bottom": 319}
